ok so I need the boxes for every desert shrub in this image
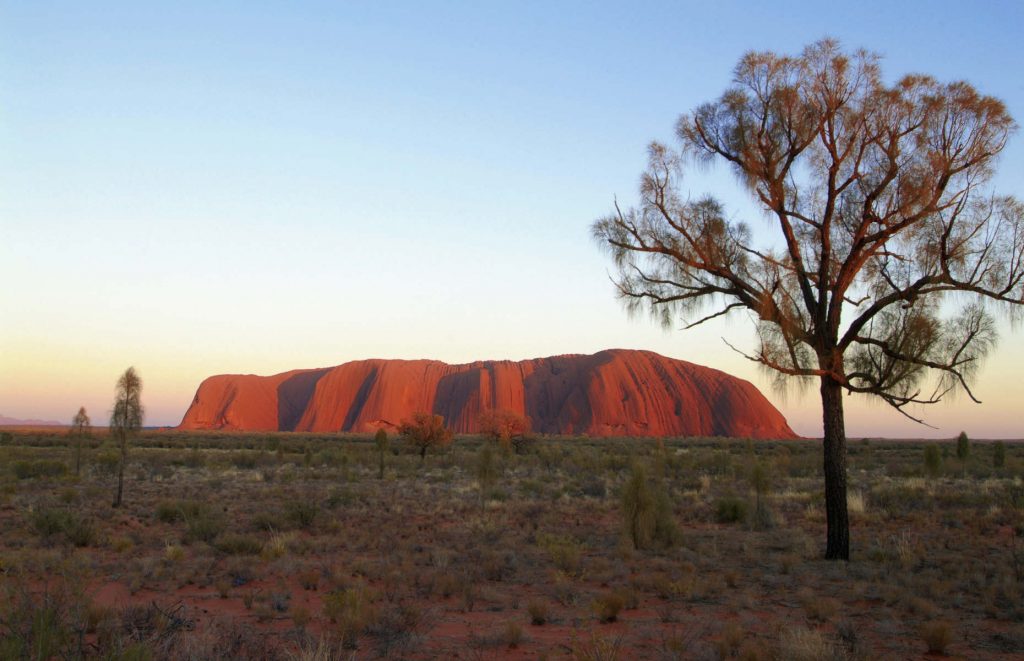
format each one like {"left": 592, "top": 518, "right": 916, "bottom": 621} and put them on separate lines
{"left": 620, "top": 463, "right": 680, "bottom": 550}
{"left": 923, "top": 445, "right": 942, "bottom": 477}
{"left": 920, "top": 621, "right": 953, "bottom": 654}
{"left": 956, "top": 431, "right": 970, "bottom": 461}
{"left": 715, "top": 495, "right": 748, "bottom": 524}
{"left": 13, "top": 459, "right": 68, "bottom": 480}
{"left": 476, "top": 442, "right": 499, "bottom": 503}
{"left": 994, "top": 440, "right": 1006, "bottom": 468}
{"left": 31, "top": 508, "right": 73, "bottom": 540}
{"left": 0, "top": 583, "right": 76, "bottom": 660}
{"left": 776, "top": 627, "right": 833, "bottom": 661}
{"left": 285, "top": 499, "right": 319, "bottom": 529}
{"left": 323, "top": 585, "right": 375, "bottom": 649}
{"left": 399, "top": 412, "right": 453, "bottom": 462}
{"left": 93, "top": 447, "right": 121, "bottom": 477}
{"left": 527, "top": 599, "right": 549, "bottom": 625}
{"left": 0, "top": 431, "right": 12, "bottom": 444}
{"left": 155, "top": 499, "right": 205, "bottom": 523}
{"left": 537, "top": 534, "right": 583, "bottom": 576}
{"left": 478, "top": 409, "right": 532, "bottom": 453}
{"left": 250, "top": 511, "right": 285, "bottom": 532}
{"left": 229, "top": 451, "right": 260, "bottom": 469}
{"left": 184, "top": 509, "right": 226, "bottom": 544}
{"left": 592, "top": 590, "right": 625, "bottom": 623}
{"left": 214, "top": 533, "right": 263, "bottom": 556}
{"left": 570, "top": 632, "right": 623, "bottom": 661}
{"left": 65, "top": 515, "right": 98, "bottom": 547}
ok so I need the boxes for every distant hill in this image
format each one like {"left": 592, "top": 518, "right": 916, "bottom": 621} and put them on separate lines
{"left": 0, "top": 414, "right": 64, "bottom": 427}
{"left": 179, "top": 349, "right": 796, "bottom": 439}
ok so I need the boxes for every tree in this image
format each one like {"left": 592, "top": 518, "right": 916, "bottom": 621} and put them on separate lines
{"left": 398, "top": 412, "right": 452, "bottom": 463}
{"left": 993, "top": 440, "right": 1006, "bottom": 469}
{"left": 110, "top": 367, "right": 143, "bottom": 508}
{"left": 620, "top": 463, "right": 679, "bottom": 551}
{"left": 70, "top": 406, "right": 91, "bottom": 476}
{"left": 956, "top": 431, "right": 970, "bottom": 461}
{"left": 592, "top": 40, "right": 1023, "bottom": 560}
{"left": 374, "top": 428, "right": 389, "bottom": 479}
{"left": 478, "top": 409, "right": 533, "bottom": 453}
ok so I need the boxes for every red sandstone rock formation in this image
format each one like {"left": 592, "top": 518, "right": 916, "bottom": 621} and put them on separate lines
{"left": 178, "top": 349, "right": 795, "bottom": 438}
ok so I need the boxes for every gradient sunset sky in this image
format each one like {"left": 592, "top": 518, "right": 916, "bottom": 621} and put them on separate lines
{"left": 2, "top": 1, "right": 1023, "bottom": 437}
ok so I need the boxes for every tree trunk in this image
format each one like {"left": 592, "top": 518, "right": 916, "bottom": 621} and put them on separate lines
{"left": 820, "top": 376, "right": 849, "bottom": 560}
{"left": 113, "top": 433, "right": 126, "bottom": 508}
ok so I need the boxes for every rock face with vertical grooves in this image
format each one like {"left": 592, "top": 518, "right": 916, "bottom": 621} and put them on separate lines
{"left": 178, "top": 349, "right": 795, "bottom": 438}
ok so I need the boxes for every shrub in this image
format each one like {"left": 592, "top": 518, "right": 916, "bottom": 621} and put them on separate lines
{"left": 924, "top": 445, "right": 942, "bottom": 477}
{"left": 777, "top": 627, "right": 833, "bottom": 661}
{"left": 31, "top": 508, "right": 73, "bottom": 540}
{"left": 592, "top": 590, "right": 625, "bottom": 623}
{"left": 994, "top": 440, "right": 1006, "bottom": 468}
{"left": 155, "top": 499, "right": 205, "bottom": 523}
{"left": 921, "top": 621, "right": 953, "bottom": 654}
{"left": 184, "top": 509, "right": 226, "bottom": 544}
{"left": 399, "top": 412, "right": 453, "bottom": 462}
{"left": 323, "top": 585, "right": 375, "bottom": 649}
{"left": 956, "top": 431, "right": 970, "bottom": 461}
{"left": 527, "top": 599, "right": 549, "bottom": 625}
{"left": 537, "top": 534, "right": 583, "bottom": 576}
{"left": 214, "top": 533, "right": 263, "bottom": 556}
{"left": 478, "top": 409, "right": 532, "bottom": 453}
{"left": 13, "top": 460, "right": 67, "bottom": 480}
{"left": 620, "top": 463, "right": 680, "bottom": 550}
{"left": 285, "top": 500, "right": 319, "bottom": 529}
{"left": 64, "top": 516, "right": 97, "bottom": 547}
{"left": 715, "top": 495, "right": 748, "bottom": 524}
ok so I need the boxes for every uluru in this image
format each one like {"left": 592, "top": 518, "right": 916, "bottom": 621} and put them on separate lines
{"left": 179, "top": 349, "right": 795, "bottom": 439}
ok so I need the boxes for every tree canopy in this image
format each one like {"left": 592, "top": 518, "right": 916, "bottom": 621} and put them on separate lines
{"left": 593, "top": 39, "right": 1023, "bottom": 559}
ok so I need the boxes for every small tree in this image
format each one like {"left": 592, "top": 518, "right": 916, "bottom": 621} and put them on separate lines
{"left": 620, "top": 463, "right": 679, "bottom": 550}
{"left": 593, "top": 39, "right": 1024, "bottom": 560}
{"left": 478, "top": 409, "right": 533, "bottom": 454}
{"left": 70, "top": 406, "right": 91, "bottom": 476}
{"left": 374, "top": 428, "right": 389, "bottom": 479}
{"left": 956, "top": 431, "right": 970, "bottom": 462}
{"left": 993, "top": 440, "right": 1006, "bottom": 468}
{"left": 110, "top": 367, "right": 143, "bottom": 508}
{"left": 924, "top": 444, "right": 942, "bottom": 477}
{"left": 399, "top": 412, "right": 452, "bottom": 463}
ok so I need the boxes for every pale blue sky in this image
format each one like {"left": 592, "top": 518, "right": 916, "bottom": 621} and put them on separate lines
{"left": 2, "top": 1, "right": 1023, "bottom": 436}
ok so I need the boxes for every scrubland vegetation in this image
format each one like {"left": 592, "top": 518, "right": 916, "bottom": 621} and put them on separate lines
{"left": 0, "top": 428, "right": 1021, "bottom": 659}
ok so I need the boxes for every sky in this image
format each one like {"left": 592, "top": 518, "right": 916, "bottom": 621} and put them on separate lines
{"left": 2, "top": 1, "right": 1023, "bottom": 437}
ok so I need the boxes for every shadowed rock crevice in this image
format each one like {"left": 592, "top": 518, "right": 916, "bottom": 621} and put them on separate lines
{"left": 277, "top": 369, "right": 331, "bottom": 431}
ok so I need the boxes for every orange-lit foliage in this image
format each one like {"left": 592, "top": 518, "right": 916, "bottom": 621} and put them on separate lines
{"left": 398, "top": 412, "right": 452, "bottom": 462}
{"left": 478, "top": 409, "right": 532, "bottom": 452}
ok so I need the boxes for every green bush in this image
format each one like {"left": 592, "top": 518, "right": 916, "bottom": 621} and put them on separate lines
{"left": 592, "top": 590, "right": 625, "bottom": 623}
{"left": 956, "top": 431, "right": 970, "bottom": 462}
{"left": 155, "top": 499, "right": 205, "bottom": 523}
{"left": 31, "top": 508, "right": 73, "bottom": 539}
{"left": 715, "top": 495, "right": 749, "bottom": 524}
{"left": 993, "top": 441, "right": 1006, "bottom": 469}
{"left": 620, "top": 463, "right": 680, "bottom": 550}
{"left": 924, "top": 445, "right": 942, "bottom": 477}
{"left": 214, "top": 533, "right": 263, "bottom": 556}
{"left": 13, "top": 460, "right": 68, "bottom": 480}
{"left": 184, "top": 509, "right": 226, "bottom": 544}
{"left": 285, "top": 500, "right": 319, "bottom": 529}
